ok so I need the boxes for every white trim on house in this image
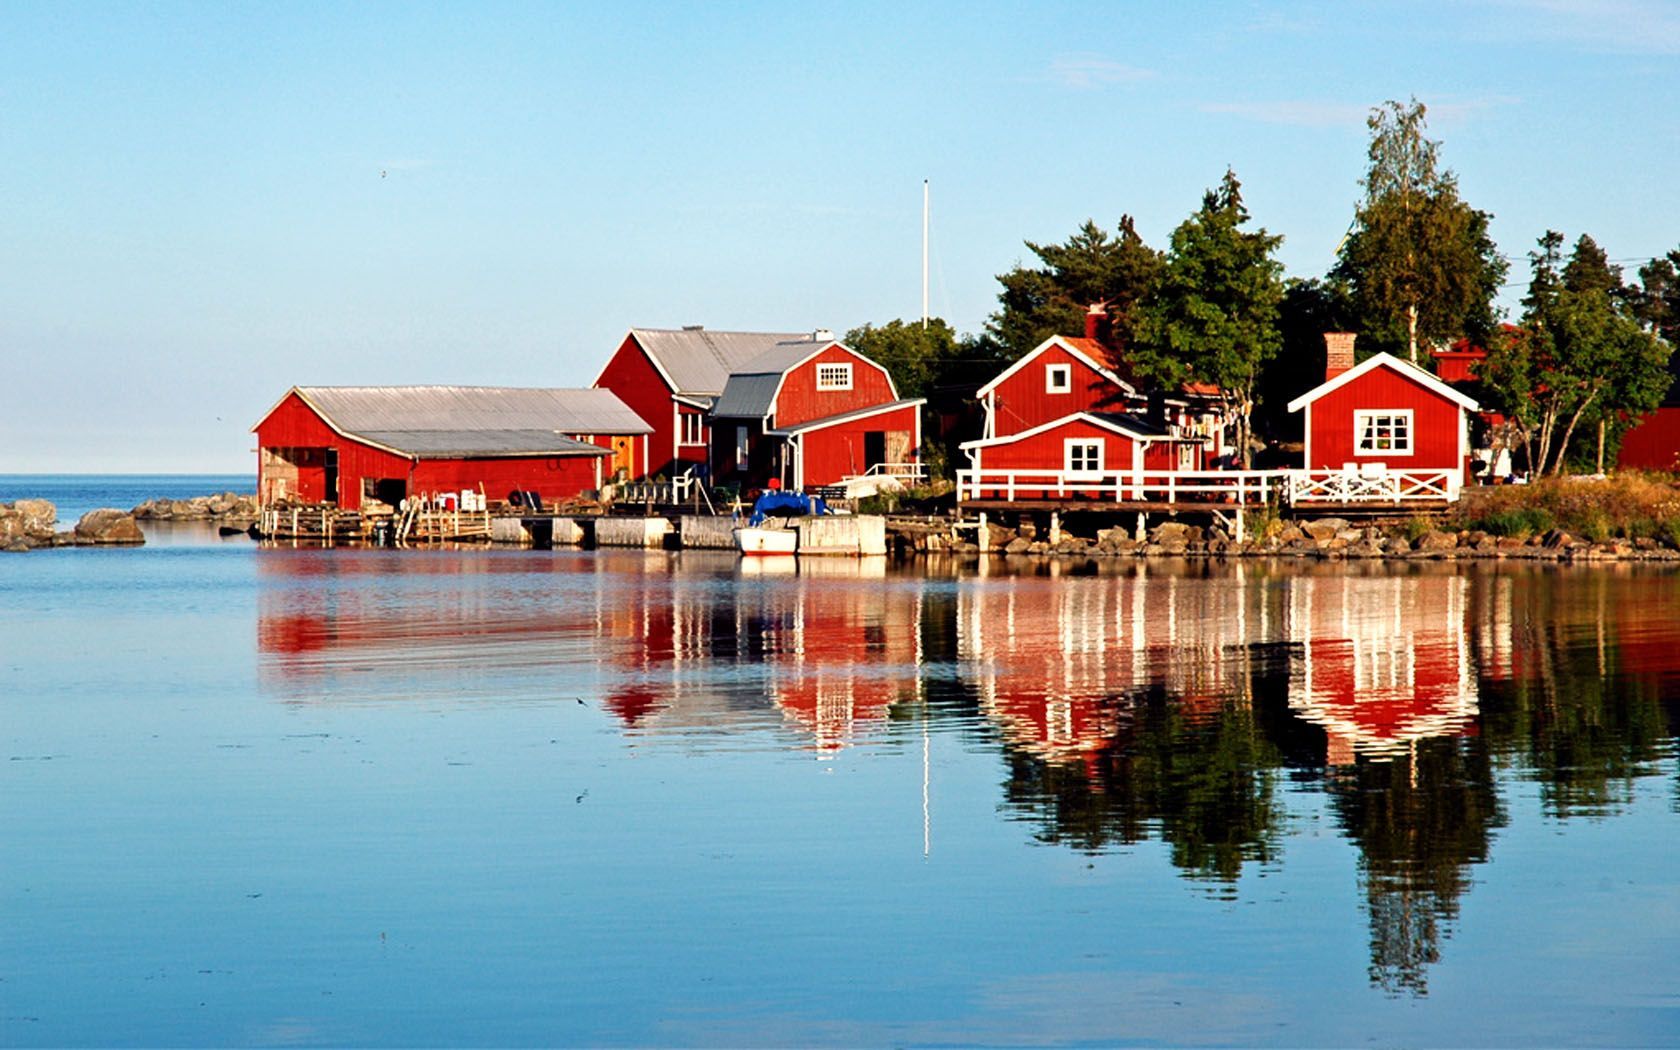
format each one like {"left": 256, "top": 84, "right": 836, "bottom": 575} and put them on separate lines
{"left": 815, "top": 362, "right": 853, "bottom": 391}
{"left": 1287, "top": 351, "right": 1480, "bottom": 414}
{"left": 590, "top": 331, "right": 679, "bottom": 394}
{"left": 974, "top": 335, "right": 1138, "bottom": 399}
{"left": 959, "top": 411, "right": 1167, "bottom": 451}
{"left": 1046, "top": 363, "right": 1072, "bottom": 393}
{"left": 1064, "top": 436, "right": 1104, "bottom": 477}
{"left": 754, "top": 342, "right": 898, "bottom": 421}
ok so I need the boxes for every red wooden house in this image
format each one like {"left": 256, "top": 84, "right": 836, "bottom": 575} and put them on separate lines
{"left": 709, "top": 334, "right": 924, "bottom": 490}
{"left": 592, "top": 326, "right": 811, "bottom": 480}
{"left": 957, "top": 412, "right": 1204, "bottom": 500}
{"left": 253, "top": 385, "right": 651, "bottom": 510}
{"left": 1287, "top": 339, "right": 1480, "bottom": 500}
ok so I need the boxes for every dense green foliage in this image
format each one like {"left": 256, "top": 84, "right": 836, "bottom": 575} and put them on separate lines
{"left": 1131, "top": 170, "right": 1285, "bottom": 465}
{"left": 1330, "top": 100, "right": 1507, "bottom": 361}
{"left": 1481, "top": 232, "right": 1671, "bottom": 474}
{"left": 983, "top": 216, "right": 1162, "bottom": 360}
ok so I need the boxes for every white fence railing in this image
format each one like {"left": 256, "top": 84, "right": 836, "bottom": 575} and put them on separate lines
{"left": 956, "top": 466, "right": 1462, "bottom": 506}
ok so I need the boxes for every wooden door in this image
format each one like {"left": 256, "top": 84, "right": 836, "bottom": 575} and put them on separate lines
{"left": 611, "top": 436, "right": 633, "bottom": 479}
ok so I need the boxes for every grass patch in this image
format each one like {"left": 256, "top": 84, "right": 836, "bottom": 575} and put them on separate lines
{"left": 1455, "top": 474, "right": 1680, "bottom": 544}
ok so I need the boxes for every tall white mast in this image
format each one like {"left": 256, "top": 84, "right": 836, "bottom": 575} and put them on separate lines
{"left": 921, "top": 179, "right": 929, "bottom": 329}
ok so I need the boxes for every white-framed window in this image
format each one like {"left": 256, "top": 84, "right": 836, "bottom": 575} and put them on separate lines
{"left": 1065, "top": 438, "right": 1104, "bottom": 475}
{"left": 680, "top": 411, "right": 704, "bottom": 446}
{"left": 816, "top": 363, "right": 853, "bottom": 391}
{"left": 1354, "top": 410, "right": 1413, "bottom": 455}
{"left": 1046, "top": 363, "right": 1071, "bottom": 393}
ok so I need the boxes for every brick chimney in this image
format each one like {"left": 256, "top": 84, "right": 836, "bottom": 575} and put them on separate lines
{"left": 1084, "top": 302, "right": 1108, "bottom": 342}
{"left": 1324, "top": 332, "right": 1357, "bottom": 380}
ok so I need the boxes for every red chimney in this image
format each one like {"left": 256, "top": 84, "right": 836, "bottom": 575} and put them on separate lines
{"left": 1324, "top": 332, "right": 1357, "bottom": 380}
{"left": 1084, "top": 302, "right": 1108, "bottom": 343}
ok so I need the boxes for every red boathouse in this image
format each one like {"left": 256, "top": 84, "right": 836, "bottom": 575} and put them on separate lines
{"left": 253, "top": 386, "right": 651, "bottom": 510}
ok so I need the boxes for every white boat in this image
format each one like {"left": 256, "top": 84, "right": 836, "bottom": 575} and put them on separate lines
{"left": 733, "top": 524, "right": 798, "bottom": 555}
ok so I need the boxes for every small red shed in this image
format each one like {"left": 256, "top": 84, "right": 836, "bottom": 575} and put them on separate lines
{"left": 1287, "top": 348, "right": 1479, "bottom": 486}
{"left": 592, "top": 326, "right": 809, "bottom": 480}
{"left": 709, "top": 335, "right": 923, "bottom": 490}
{"left": 253, "top": 386, "right": 651, "bottom": 510}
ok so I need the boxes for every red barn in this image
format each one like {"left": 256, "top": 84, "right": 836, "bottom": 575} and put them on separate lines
{"left": 1287, "top": 348, "right": 1479, "bottom": 495}
{"left": 709, "top": 335, "right": 923, "bottom": 490}
{"left": 253, "top": 386, "right": 651, "bottom": 510}
{"left": 592, "top": 326, "right": 810, "bottom": 480}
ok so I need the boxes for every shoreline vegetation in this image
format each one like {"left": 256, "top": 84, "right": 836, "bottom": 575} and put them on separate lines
{"left": 8, "top": 476, "right": 1680, "bottom": 562}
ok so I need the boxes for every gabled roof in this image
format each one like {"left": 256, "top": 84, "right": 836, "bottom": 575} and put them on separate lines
{"left": 616, "top": 327, "right": 813, "bottom": 397}
{"left": 711, "top": 339, "right": 897, "bottom": 419}
{"left": 959, "top": 410, "right": 1171, "bottom": 450}
{"left": 254, "top": 385, "right": 648, "bottom": 460}
{"left": 1286, "top": 352, "right": 1481, "bottom": 414}
{"left": 768, "top": 399, "right": 926, "bottom": 435}
{"left": 975, "top": 335, "right": 1138, "bottom": 399}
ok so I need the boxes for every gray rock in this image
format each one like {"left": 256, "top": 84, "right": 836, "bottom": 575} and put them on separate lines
{"left": 1004, "top": 537, "right": 1032, "bottom": 555}
{"left": 73, "top": 508, "right": 145, "bottom": 545}
{"left": 1416, "top": 529, "right": 1459, "bottom": 552}
{"left": 1152, "top": 521, "right": 1194, "bottom": 543}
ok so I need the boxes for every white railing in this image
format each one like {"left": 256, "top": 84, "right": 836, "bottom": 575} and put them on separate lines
{"left": 1285, "top": 468, "right": 1458, "bottom": 504}
{"left": 956, "top": 468, "right": 1285, "bottom": 505}
{"left": 956, "top": 466, "right": 1463, "bottom": 505}
{"left": 848, "top": 461, "right": 927, "bottom": 483}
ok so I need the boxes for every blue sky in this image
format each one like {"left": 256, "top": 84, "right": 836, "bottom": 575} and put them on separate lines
{"left": 3, "top": 0, "right": 1676, "bottom": 472}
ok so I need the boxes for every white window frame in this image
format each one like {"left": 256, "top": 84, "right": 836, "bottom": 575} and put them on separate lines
{"left": 1354, "top": 409, "right": 1413, "bottom": 455}
{"left": 734, "top": 426, "right": 751, "bottom": 471}
{"left": 816, "top": 363, "right": 853, "bottom": 391}
{"left": 1045, "top": 363, "right": 1071, "bottom": 393}
{"left": 680, "top": 411, "right": 705, "bottom": 447}
{"left": 1064, "top": 437, "right": 1104, "bottom": 477}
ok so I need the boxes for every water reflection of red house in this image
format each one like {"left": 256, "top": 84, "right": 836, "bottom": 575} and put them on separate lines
{"left": 1288, "top": 575, "right": 1477, "bottom": 764}
{"left": 959, "top": 567, "right": 1267, "bottom": 767}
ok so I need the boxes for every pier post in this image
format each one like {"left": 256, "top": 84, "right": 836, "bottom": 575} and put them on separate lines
{"left": 1134, "top": 512, "right": 1146, "bottom": 541}
{"left": 1049, "top": 512, "right": 1061, "bottom": 545}
{"left": 978, "top": 511, "right": 989, "bottom": 551}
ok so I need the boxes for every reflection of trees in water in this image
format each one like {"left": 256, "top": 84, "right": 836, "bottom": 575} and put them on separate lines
{"left": 1324, "top": 737, "right": 1504, "bottom": 996}
{"left": 999, "top": 685, "right": 1285, "bottom": 886}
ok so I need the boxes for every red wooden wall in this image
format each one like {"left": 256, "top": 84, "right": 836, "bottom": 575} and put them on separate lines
{"left": 1304, "top": 367, "right": 1463, "bottom": 471}
{"left": 984, "top": 341, "right": 1126, "bottom": 437}
{"left": 773, "top": 346, "right": 897, "bottom": 428}
{"left": 798, "top": 404, "right": 921, "bottom": 487}
{"left": 1616, "top": 406, "right": 1680, "bottom": 472}
{"left": 256, "top": 392, "right": 605, "bottom": 510}
{"left": 975, "top": 418, "right": 1140, "bottom": 474}
{"left": 591, "top": 334, "right": 667, "bottom": 478}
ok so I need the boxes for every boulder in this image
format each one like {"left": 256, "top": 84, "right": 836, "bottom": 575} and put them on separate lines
{"left": 1004, "top": 537, "right": 1032, "bottom": 555}
{"left": 1385, "top": 536, "right": 1412, "bottom": 554}
{"left": 0, "top": 499, "right": 58, "bottom": 546}
{"left": 73, "top": 508, "right": 145, "bottom": 545}
{"left": 1301, "top": 518, "right": 1350, "bottom": 541}
{"left": 1416, "top": 530, "right": 1459, "bottom": 552}
{"left": 1278, "top": 524, "right": 1306, "bottom": 543}
{"left": 1151, "top": 521, "right": 1195, "bottom": 543}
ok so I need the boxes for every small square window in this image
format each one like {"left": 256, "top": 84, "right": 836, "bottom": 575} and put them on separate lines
{"left": 1354, "top": 410, "right": 1413, "bottom": 455}
{"left": 1065, "top": 439, "right": 1103, "bottom": 474}
{"left": 1046, "top": 364, "right": 1071, "bottom": 393}
{"left": 816, "top": 363, "right": 853, "bottom": 391}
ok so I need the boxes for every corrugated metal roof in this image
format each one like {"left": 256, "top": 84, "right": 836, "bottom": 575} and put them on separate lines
{"left": 296, "top": 386, "right": 651, "bottom": 439}
{"left": 709, "top": 338, "right": 841, "bottom": 418}
{"left": 354, "top": 430, "right": 609, "bottom": 458}
{"left": 630, "top": 328, "right": 816, "bottom": 396}
{"left": 1089, "top": 412, "right": 1172, "bottom": 438}
{"left": 711, "top": 373, "right": 787, "bottom": 419}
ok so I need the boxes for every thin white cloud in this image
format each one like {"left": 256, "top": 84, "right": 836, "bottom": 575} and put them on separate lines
{"left": 1047, "top": 53, "right": 1156, "bottom": 90}
{"left": 1486, "top": 0, "right": 1680, "bottom": 54}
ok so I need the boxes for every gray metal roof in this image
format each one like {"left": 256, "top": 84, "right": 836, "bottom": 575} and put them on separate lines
{"left": 1089, "top": 412, "right": 1172, "bottom": 438}
{"left": 295, "top": 386, "right": 650, "bottom": 436}
{"left": 709, "top": 338, "right": 843, "bottom": 418}
{"left": 630, "top": 327, "right": 816, "bottom": 396}
{"left": 354, "top": 430, "right": 609, "bottom": 458}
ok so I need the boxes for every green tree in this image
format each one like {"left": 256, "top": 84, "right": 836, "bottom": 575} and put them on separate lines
{"left": 1331, "top": 99, "right": 1507, "bottom": 361}
{"left": 843, "top": 317, "right": 960, "bottom": 401}
{"left": 984, "top": 216, "right": 1163, "bottom": 359}
{"left": 1131, "top": 169, "right": 1285, "bottom": 466}
{"left": 1482, "top": 232, "right": 1672, "bottom": 475}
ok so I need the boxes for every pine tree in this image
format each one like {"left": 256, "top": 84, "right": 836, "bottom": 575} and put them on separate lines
{"left": 984, "top": 217, "right": 1163, "bottom": 359}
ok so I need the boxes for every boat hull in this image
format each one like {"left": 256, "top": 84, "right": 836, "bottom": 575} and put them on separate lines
{"left": 734, "top": 526, "right": 797, "bottom": 555}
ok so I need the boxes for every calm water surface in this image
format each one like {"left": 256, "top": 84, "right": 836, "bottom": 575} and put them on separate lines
{"left": 4, "top": 508, "right": 1680, "bottom": 1045}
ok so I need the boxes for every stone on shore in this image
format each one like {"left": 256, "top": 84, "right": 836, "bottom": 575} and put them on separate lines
{"left": 131, "top": 492, "right": 259, "bottom": 521}
{"left": 0, "top": 499, "right": 58, "bottom": 549}
{"left": 74, "top": 508, "right": 145, "bottom": 545}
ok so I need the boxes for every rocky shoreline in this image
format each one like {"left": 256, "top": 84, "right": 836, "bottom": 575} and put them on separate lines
{"left": 891, "top": 516, "right": 1680, "bottom": 563}
{"left": 0, "top": 492, "right": 258, "bottom": 552}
